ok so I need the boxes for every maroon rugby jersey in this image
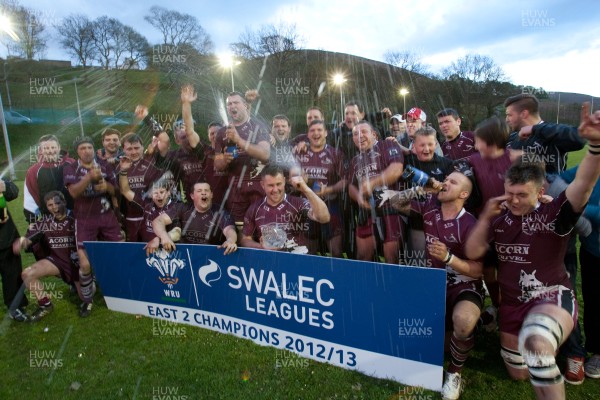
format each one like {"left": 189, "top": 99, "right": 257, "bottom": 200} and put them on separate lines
{"left": 141, "top": 199, "right": 178, "bottom": 242}
{"left": 487, "top": 191, "right": 580, "bottom": 306}
{"left": 442, "top": 131, "right": 476, "bottom": 161}
{"left": 164, "top": 144, "right": 206, "bottom": 202}
{"left": 243, "top": 195, "right": 311, "bottom": 247}
{"left": 296, "top": 144, "right": 345, "bottom": 201}
{"left": 26, "top": 212, "right": 78, "bottom": 268}
{"left": 166, "top": 204, "right": 233, "bottom": 245}
{"left": 215, "top": 118, "right": 271, "bottom": 182}
{"left": 203, "top": 147, "right": 230, "bottom": 206}
{"left": 119, "top": 158, "right": 165, "bottom": 218}
{"left": 467, "top": 150, "right": 512, "bottom": 214}
{"left": 350, "top": 140, "right": 404, "bottom": 190}
{"left": 63, "top": 159, "right": 116, "bottom": 218}
{"left": 412, "top": 197, "right": 481, "bottom": 285}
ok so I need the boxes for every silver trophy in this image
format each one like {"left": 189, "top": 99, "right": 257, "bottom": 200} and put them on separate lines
{"left": 261, "top": 224, "right": 288, "bottom": 249}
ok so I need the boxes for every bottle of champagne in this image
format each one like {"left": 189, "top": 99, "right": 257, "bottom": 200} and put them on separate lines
{"left": 402, "top": 165, "right": 440, "bottom": 190}
{"left": 0, "top": 193, "right": 7, "bottom": 221}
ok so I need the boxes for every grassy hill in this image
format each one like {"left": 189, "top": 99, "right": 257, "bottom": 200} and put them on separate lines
{"left": 1, "top": 53, "right": 599, "bottom": 399}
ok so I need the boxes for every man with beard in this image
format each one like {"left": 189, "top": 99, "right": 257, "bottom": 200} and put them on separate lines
{"left": 382, "top": 171, "right": 483, "bottom": 400}
{"left": 505, "top": 93, "right": 584, "bottom": 174}
{"left": 96, "top": 128, "right": 124, "bottom": 167}
{"left": 63, "top": 137, "right": 123, "bottom": 317}
{"left": 214, "top": 91, "right": 271, "bottom": 231}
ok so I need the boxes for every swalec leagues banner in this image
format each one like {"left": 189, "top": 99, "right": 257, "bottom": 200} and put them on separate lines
{"left": 85, "top": 242, "right": 446, "bottom": 391}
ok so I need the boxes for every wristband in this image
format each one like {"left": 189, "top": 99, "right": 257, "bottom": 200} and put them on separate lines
{"left": 443, "top": 251, "right": 452, "bottom": 263}
{"left": 589, "top": 149, "right": 600, "bottom": 155}
{"left": 447, "top": 254, "right": 454, "bottom": 265}
{"left": 589, "top": 143, "right": 600, "bottom": 148}
{"left": 119, "top": 171, "right": 129, "bottom": 176}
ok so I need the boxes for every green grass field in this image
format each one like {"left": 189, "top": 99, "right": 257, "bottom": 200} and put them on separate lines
{"left": 1, "top": 147, "right": 599, "bottom": 399}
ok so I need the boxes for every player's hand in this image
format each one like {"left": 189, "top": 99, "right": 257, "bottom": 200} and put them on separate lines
{"left": 218, "top": 239, "right": 238, "bottom": 255}
{"left": 428, "top": 178, "right": 444, "bottom": 193}
{"left": 579, "top": 102, "right": 600, "bottom": 144}
{"left": 289, "top": 175, "right": 308, "bottom": 191}
{"left": 518, "top": 125, "right": 533, "bottom": 140}
{"left": 144, "top": 237, "right": 161, "bottom": 257}
{"left": 221, "top": 151, "right": 234, "bottom": 164}
{"left": 180, "top": 85, "right": 197, "bottom": 104}
{"left": 89, "top": 165, "right": 103, "bottom": 183}
{"left": 292, "top": 141, "right": 308, "bottom": 154}
{"left": 134, "top": 105, "right": 149, "bottom": 120}
{"left": 225, "top": 125, "right": 239, "bottom": 144}
{"left": 481, "top": 194, "right": 510, "bottom": 220}
{"left": 93, "top": 180, "right": 108, "bottom": 193}
{"left": 428, "top": 239, "right": 449, "bottom": 262}
{"left": 539, "top": 194, "right": 554, "bottom": 204}
{"left": 12, "top": 237, "right": 23, "bottom": 255}
{"left": 119, "top": 156, "right": 132, "bottom": 172}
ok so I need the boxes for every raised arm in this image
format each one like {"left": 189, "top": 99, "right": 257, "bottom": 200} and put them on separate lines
{"left": 290, "top": 175, "right": 330, "bottom": 223}
{"left": 181, "top": 85, "right": 201, "bottom": 149}
{"left": 565, "top": 103, "right": 600, "bottom": 212}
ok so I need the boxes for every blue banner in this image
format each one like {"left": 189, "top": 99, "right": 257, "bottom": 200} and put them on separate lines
{"left": 85, "top": 242, "right": 446, "bottom": 391}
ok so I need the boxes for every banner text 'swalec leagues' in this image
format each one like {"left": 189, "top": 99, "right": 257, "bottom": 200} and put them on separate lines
{"left": 85, "top": 242, "right": 446, "bottom": 391}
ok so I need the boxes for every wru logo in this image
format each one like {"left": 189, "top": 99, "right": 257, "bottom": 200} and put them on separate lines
{"left": 146, "top": 249, "right": 186, "bottom": 288}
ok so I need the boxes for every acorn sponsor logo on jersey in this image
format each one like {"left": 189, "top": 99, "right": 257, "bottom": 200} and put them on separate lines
{"left": 495, "top": 242, "right": 530, "bottom": 264}
{"left": 47, "top": 236, "right": 75, "bottom": 248}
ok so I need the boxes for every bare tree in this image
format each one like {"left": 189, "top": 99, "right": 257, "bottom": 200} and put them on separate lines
{"left": 230, "top": 22, "right": 304, "bottom": 81}
{"left": 384, "top": 50, "right": 429, "bottom": 74}
{"left": 1, "top": 1, "right": 47, "bottom": 59}
{"left": 442, "top": 54, "right": 505, "bottom": 83}
{"left": 122, "top": 26, "right": 150, "bottom": 70}
{"left": 441, "top": 54, "right": 510, "bottom": 128}
{"left": 55, "top": 14, "right": 96, "bottom": 68}
{"left": 107, "top": 18, "right": 127, "bottom": 69}
{"left": 230, "top": 23, "right": 304, "bottom": 60}
{"left": 144, "top": 6, "right": 213, "bottom": 54}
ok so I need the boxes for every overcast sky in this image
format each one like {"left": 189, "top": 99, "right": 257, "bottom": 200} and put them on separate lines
{"left": 12, "top": 0, "right": 600, "bottom": 97}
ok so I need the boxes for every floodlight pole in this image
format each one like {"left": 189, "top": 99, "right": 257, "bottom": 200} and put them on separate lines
{"left": 0, "top": 90, "right": 16, "bottom": 179}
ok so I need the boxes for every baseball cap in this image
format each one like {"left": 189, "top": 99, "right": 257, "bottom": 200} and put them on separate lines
{"left": 406, "top": 107, "right": 427, "bottom": 122}
{"left": 390, "top": 114, "right": 404, "bottom": 123}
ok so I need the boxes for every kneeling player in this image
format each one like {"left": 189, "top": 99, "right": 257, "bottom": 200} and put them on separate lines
{"left": 383, "top": 171, "right": 483, "bottom": 400}
{"left": 465, "top": 103, "right": 600, "bottom": 400}
{"left": 14, "top": 191, "right": 83, "bottom": 321}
